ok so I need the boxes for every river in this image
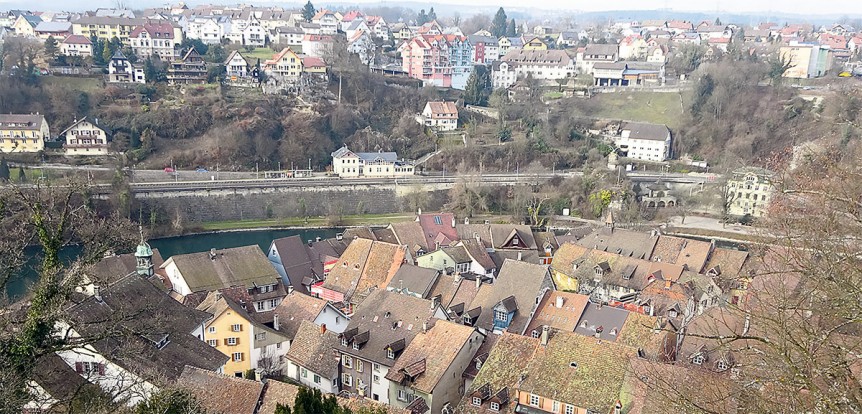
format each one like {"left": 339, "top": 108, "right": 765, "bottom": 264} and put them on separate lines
{"left": 5, "top": 228, "right": 342, "bottom": 300}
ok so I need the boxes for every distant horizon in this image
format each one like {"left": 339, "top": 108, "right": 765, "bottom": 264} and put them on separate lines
{"left": 1, "top": 0, "right": 861, "bottom": 19}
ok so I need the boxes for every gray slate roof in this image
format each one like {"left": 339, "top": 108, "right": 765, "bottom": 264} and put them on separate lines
{"left": 387, "top": 264, "right": 440, "bottom": 298}
{"left": 574, "top": 302, "right": 631, "bottom": 341}
{"left": 620, "top": 122, "right": 670, "bottom": 142}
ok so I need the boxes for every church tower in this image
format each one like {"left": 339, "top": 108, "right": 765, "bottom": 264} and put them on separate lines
{"left": 135, "top": 226, "right": 154, "bottom": 277}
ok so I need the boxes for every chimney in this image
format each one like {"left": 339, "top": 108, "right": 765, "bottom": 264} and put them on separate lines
{"left": 540, "top": 325, "right": 550, "bottom": 346}
{"left": 664, "top": 280, "right": 672, "bottom": 290}
{"left": 517, "top": 251, "right": 523, "bottom": 261}
{"left": 94, "top": 286, "right": 102, "bottom": 302}
{"left": 320, "top": 323, "right": 327, "bottom": 334}
{"left": 475, "top": 276, "right": 482, "bottom": 289}
{"left": 316, "top": 236, "right": 321, "bottom": 242}
{"left": 417, "top": 207, "right": 422, "bottom": 216}
{"left": 743, "top": 314, "right": 750, "bottom": 335}
{"left": 464, "top": 217, "right": 470, "bottom": 225}
{"left": 555, "top": 295, "right": 564, "bottom": 308}
{"left": 209, "top": 248, "right": 217, "bottom": 260}
{"left": 308, "top": 239, "right": 313, "bottom": 247}
{"left": 430, "top": 295, "right": 439, "bottom": 309}
{"left": 287, "top": 285, "right": 294, "bottom": 294}
{"left": 215, "top": 291, "right": 222, "bottom": 300}
{"left": 336, "top": 233, "right": 344, "bottom": 241}
{"left": 452, "top": 216, "right": 456, "bottom": 228}
{"left": 422, "top": 322, "right": 428, "bottom": 332}
{"left": 273, "top": 313, "right": 280, "bottom": 331}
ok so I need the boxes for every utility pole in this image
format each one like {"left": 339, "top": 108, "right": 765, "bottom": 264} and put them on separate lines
{"left": 338, "top": 74, "right": 342, "bottom": 104}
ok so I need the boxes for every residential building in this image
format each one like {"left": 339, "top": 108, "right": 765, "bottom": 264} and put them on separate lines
{"left": 34, "top": 21, "right": 71, "bottom": 40}
{"left": 57, "top": 273, "right": 228, "bottom": 405}
{"left": 523, "top": 290, "right": 590, "bottom": 335}
{"left": 459, "top": 330, "right": 637, "bottom": 414}
{"left": 611, "top": 121, "right": 672, "bottom": 161}
{"left": 619, "top": 35, "right": 648, "bottom": 59}
{"left": 465, "top": 260, "right": 554, "bottom": 334}
{"left": 273, "top": 291, "right": 350, "bottom": 340}
{"left": 160, "top": 245, "right": 286, "bottom": 313}
{"left": 491, "top": 61, "right": 518, "bottom": 89}
{"left": 521, "top": 36, "right": 548, "bottom": 50}
{"left": 167, "top": 48, "right": 208, "bottom": 84}
{"left": 400, "top": 34, "right": 474, "bottom": 89}
{"left": 301, "top": 34, "right": 334, "bottom": 58}
{"left": 592, "top": 61, "right": 665, "bottom": 87}
{"left": 129, "top": 22, "right": 180, "bottom": 60}
{"left": 12, "top": 14, "right": 41, "bottom": 37}
{"left": 348, "top": 29, "right": 375, "bottom": 65}
{"left": 576, "top": 43, "right": 619, "bottom": 73}
{"left": 780, "top": 42, "right": 834, "bottom": 78}
{"left": 302, "top": 56, "right": 327, "bottom": 79}
{"left": 241, "top": 15, "right": 266, "bottom": 47}
{"left": 312, "top": 238, "right": 408, "bottom": 308}
{"left": 311, "top": 10, "right": 340, "bottom": 35}
{"left": 386, "top": 320, "right": 483, "bottom": 413}
{"left": 467, "top": 35, "right": 499, "bottom": 65}
{"left": 60, "top": 34, "right": 92, "bottom": 57}
{"left": 365, "top": 15, "right": 389, "bottom": 40}
{"left": 267, "top": 235, "right": 343, "bottom": 295}
{"left": 420, "top": 101, "right": 459, "bottom": 131}
{"left": 391, "top": 23, "right": 412, "bottom": 40}
{"left": 177, "top": 365, "right": 265, "bottom": 413}
{"left": 60, "top": 118, "right": 109, "bottom": 156}
{"left": 108, "top": 50, "right": 146, "bottom": 84}
{"left": 0, "top": 114, "right": 49, "bottom": 153}
{"left": 386, "top": 265, "right": 441, "bottom": 299}
{"left": 330, "top": 146, "right": 415, "bottom": 178}
{"left": 185, "top": 16, "right": 231, "bottom": 45}
{"left": 727, "top": 167, "right": 774, "bottom": 218}
{"left": 72, "top": 16, "right": 171, "bottom": 43}
{"left": 497, "top": 49, "right": 574, "bottom": 85}
{"left": 224, "top": 50, "right": 255, "bottom": 80}
{"left": 271, "top": 25, "right": 303, "bottom": 46}
{"left": 264, "top": 47, "right": 303, "bottom": 81}
{"left": 196, "top": 292, "right": 289, "bottom": 378}
{"left": 335, "top": 290, "right": 447, "bottom": 404}
{"left": 285, "top": 320, "right": 342, "bottom": 393}
{"left": 646, "top": 45, "right": 668, "bottom": 63}
{"left": 416, "top": 246, "right": 474, "bottom": 274}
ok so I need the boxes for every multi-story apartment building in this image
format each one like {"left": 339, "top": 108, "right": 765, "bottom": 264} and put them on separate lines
{"left": 167, "top": 48, "right": 207, "bottom": 85}
{"left": 185, "top": 16, "right": 231, "bottom": 45}
{"left": 73, "top": 16, "right": 180, "bottom": 43}
{"left": 312, "top": 10, "right": 340, "bottom": 35}
{"left": 129, "top": 22, "right": 181, "bottom": 61}
{"left": 492, "top": 49, "right": 575, "bottom": 89}
{"left": 264, "top": 47, "right": 302, "bottom": 81}
{"left": 727, "top": 167, "right": 774, "bottom": 218}
{"left": 399, "top": 34, "right": 474, "bottom": 90}
{"left": 780, "top": 42, "right": 834, "bottom": 78}
{"left": 336, "top": 290, "right": 447, "bottom": 404}
{"left": 60, "top": 118, "right": 109, "bottom": 156}
{"left": 611, "top": 121, "right": 672, "bottom": 162}
{"left": 0, "top": 114, "right": 50, "bottom": 153}
{"left": 108, "top": 50, "right": 146, "bottom": 83}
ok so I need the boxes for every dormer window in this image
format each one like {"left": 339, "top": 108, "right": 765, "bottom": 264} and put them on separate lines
{"left": 531, "top": 329, "right": 539, "bottom": 338}
{"left": 668, "top": 309, "right": 678, "bottom": 318}
{"left": 494, "top": 310, "right": 507, "bottom": 321}
{"left": 387, "top": 348, "right": 395, "bottom": 359}
{"left": 595, "top": 267, "right": 603, "bottom": 277}
{"left": 472, "top": 397, "right": 482, "bottom": 406}
{"left": 490, "top": 402, "right": 500, "bottom": 412}
{"left": 717, "top": 360, "right": 730, "bottom": 372}
{"left": 341, "top": 337, "right": 348, "bottom": 347}
{"left": 692, "top": 353, "right": 705, "bottom": 365}
{"left": 353, "top": 342, "right": 360, "bottom": 350}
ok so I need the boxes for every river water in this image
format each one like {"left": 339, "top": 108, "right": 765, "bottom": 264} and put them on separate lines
{"left": 5, "top": 228, "right": 341, "bottom": 300}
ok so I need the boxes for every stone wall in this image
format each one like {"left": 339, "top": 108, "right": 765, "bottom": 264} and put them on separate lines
{"left": 133, "top": 184, "right": 450, "bottom": 223}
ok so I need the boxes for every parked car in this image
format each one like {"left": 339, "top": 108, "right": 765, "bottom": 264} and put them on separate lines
{"left": 164, "top": 167, "right": 175, "bottom": 173}
{"left": 195, "top": 167, "right": 208, "bottom": 173}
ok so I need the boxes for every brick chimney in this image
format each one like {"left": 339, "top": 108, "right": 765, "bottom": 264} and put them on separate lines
{"left": 273, "top": 313, "right": 280, "bottom": 331}
{"left": 320, "top": 323, "right": 327, "bottom": 334}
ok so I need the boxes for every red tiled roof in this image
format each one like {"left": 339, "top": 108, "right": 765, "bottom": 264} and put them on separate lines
{"left": 130, "top": 22, "right": 176, "bottom": 39}
{"left": 62, "top": 34, "right": 91, "bottom": 45}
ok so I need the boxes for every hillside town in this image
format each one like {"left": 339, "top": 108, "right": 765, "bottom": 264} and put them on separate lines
{"left": 1, "top": 1, "right": 862, "bottom": 414}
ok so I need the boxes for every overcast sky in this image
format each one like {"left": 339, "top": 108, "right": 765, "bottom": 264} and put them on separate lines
{"left": 2, "top": 0, "right": 859, "bottom": 17}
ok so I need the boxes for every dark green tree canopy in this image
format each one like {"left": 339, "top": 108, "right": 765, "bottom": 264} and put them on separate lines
{"left": 302, "top": 1, "right": 316, "bottom": 22}
{"left": 491, "top": 7, "right": 508, "bottom": 38}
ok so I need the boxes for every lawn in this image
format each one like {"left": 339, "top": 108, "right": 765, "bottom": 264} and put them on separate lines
{"left": 42, "top": 76, "right": 104, "bottom": 93}
{"left": 589, "top": 91, "right": 686, "bottom": 128}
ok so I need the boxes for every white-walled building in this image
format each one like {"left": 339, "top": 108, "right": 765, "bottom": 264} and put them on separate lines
{"left": 61, "top": 118, "right": 109, "bottom": 156}
{"left": 496, "top": 49, "right": 574, "bottom": 86}
{"left": 420, "top": 101, "right": 459, "bottom": 131}
{"left": 285, "top": 320, "right": 341, "bottom": 394}
{"left": 185, "top": 16, "right": 230, "bottom": 45}
{"left": 612, "top": 122, "right": 672, "bottom": 162}
{"left": 331, "top": 146, "right": 415, "bottom": 178}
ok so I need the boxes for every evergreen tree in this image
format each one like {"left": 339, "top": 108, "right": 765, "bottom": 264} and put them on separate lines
{"left": 0, "top": 158, "right": 9, "bottom": 181}
{"left": 302, "top": 1, "right": 316, "bottom": 23}
{"left": 17, "top": 166, "right": 26, "bottom": 183}
{"left": 417, "top": 9, "right": 428, "bottom": 25}
{"left": 44, "top": 36, "right": 58, "bottom": 58}
{"left": 462, "top": 66, "right": 491, "bottom": 106}
{"left": 715, "top": 17, "right": 722, "bottom": 25}
{"left": 491, "top": 8, "right": 508, "bottom": 38}
{"left": 275, "top": 403, "right": 291, "bottom": 414}
{"left": 427, "top": 7, "right": 437, "bottom": 22}
{"left": 506, "top": 19, "right": 517, "bottom": 37}
{"left": 102, "top": 42, "right": 113, "bottom": 66}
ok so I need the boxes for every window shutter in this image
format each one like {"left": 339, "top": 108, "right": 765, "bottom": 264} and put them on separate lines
{"left": 98, "top": 363, "right": 105, "bottom": 376}
{"left": 75, "top": 362, "right": 83, "bottom": 373}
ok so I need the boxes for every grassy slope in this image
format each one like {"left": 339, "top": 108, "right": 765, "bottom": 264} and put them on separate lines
{"left": 589, "top": 92, "right": 686, "bottom": 129}
{"left": 42, "top": 76, "right": 103, "bottom": 93}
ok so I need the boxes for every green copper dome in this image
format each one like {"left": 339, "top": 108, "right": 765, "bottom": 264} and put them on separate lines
{"left": 135, "top": 241, "right": 153, "bottom": 258}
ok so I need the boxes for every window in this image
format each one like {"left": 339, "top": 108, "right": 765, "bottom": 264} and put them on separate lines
{"left": 207, "top": 339, "right": 217, "bottom": 347}
{"left": 717, "top": 360, "right": 730, "bottom": 371}
{"left": 270, "top": 299, "right": 278, "bottom": 308}
{"left": 313, "top": 374, "right": 321, "bottom": 384}
{"left": 490, "top": 402, "right": 500, "bottom": 411}
{"left": 692, "top": 353, "right": 705, "bottom": 365}
{"left": 398, "top": 389, "right": 408, "bottom": 402}
{"left": 342, "top": 337, "right": 349, "bottom": 347}
{"left": 256, "top": 332, "right": 266, "bottom": 341}
{"left": 342, "top": 355, "right": 353, "bottom": 368}
{"left": 342, "top": 373, "right": 353, "bottom": 387}
{"left": 494, "top": 310, "right": 507, "bottom": 321}
{"left": 208, "top": 326, "right": 216, "bottom": 333}
{"left": 301, "top": 367, "right": 308, "bottom": 378}
{"left": 565, "top": 405, "right": 575, "bottom": 414}
{"left": 353, "top": 342, "right": 360, "bottom": 350}
{"left": 231, "top": 324, "right": 242, "bottom": 332}
{"left": 471, "top": 397, "right": 482, "bottom": 406}
{"left": 552, "top": 401, "right": 560, "bottom": 412}
{"left": 276, "top": 342, "right": 282, "bottom": 349}
{"left": 227, "top": 337, "right": 238, "bottom": 346}
{"left": 373, "top": 363, "right": 380, "bottom": 371}
{"left": 232, "top": 352, "right": 243, "bottom": 362}
{"left": 373, "top": 374, "right": 380, "bottom": 383}
{"left": 531, "top": 329, "right": 540, "bottom": 338}
{"left": 256, "top": 301, "right": 265, "bottom": 311}
{"left": 530, "top": 394, "right": 540, "bottom": 407}
{"left": 387, "top": 348, "right": 395, "bottom": 359}
{"left": 356, "top": 360, "right": 364, "bottom": 373}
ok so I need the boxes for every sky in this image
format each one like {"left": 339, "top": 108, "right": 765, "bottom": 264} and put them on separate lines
{"left": 1, "top": 0, "right": 859, "bottom": 17}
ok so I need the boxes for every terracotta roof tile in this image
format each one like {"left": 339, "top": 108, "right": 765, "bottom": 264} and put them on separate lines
{"left": 177, "top": 365, "right": 263, "bottom": 414}
{"left": 524, "top": 291, "right": 590, "bottom": 334}
{"left": 285, "top": 320, "right": 340, "bottom": 379}
{"left": 385, "top": 320, "right": 478, "bottom": 393}
{"left": 469, "top": 260, "right": 552, "bottom": 334}
{"left": 257, "top": 380, "right": 300, "bottom": 414}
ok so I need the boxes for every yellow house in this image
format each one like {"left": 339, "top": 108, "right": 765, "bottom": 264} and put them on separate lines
{"left": 61, "top": 117, "right": 109, "bottom": 156}
{"left": 12, "top": 14, "right": 41, "bottom": 38}
{"left": 72, "top": 16, "right": 181, "bottom": 43}
{"left": 522, "top": 36, "right": 548, "bottom": 51}
{"left": 197, "top": 292, "right": 290, "bottom": 378}
{"left": 0, "top": 114, "right": 50, "bottom": 153}
{"left": 264, "top": 48, "right": 303, "bottom": 80}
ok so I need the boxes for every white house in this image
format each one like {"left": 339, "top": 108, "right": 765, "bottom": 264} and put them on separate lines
{"left": 491, "top": 61, "right": 518, "bottom": 89}
{"left": 312, "top": 10, "right": 340, "bottom": 35}
{"left": 284, "top": 320, "right": 341, "bottom": 394}
{"left": 186, "top": 16, "right": 230, "bottom": 45}
{"left": 107, "top": 50, "right": 146, "bottom": 84}
{"left": 331, "top": 146, "right": 415, "bottom": 178}
{"left": 61, "top": 118, "right": 109, "bottom": 156}
{"left": 420, "top": 101, "right": 459, "bottom": 131}
{"left": 242, "top": 15, "right": 266, "bottom": 47}
{"left": 499, "top": 49, "right": 574, "bottom": 82}
{"left": 224, "top": 50, "right": 252, "bottom": 79}
{"left": 60, "top": 34, "right": 93, "bottom": 57}
{"left": 612, "top": 122, "right": 672, "bottom": 162}
{"left": 129, "top": 22, "right": 180, "bottom": 61}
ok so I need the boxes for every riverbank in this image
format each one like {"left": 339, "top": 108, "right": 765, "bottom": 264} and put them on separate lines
{"left": 194, "top": 213, "right": 524, "bottom": 232}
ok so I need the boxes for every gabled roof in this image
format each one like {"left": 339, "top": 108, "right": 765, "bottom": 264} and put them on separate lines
{"left": 321, "top": 239, "right": 406, "bottom": 303}
{"left": 574, "top": 228, "right": 659, "bottom": 260}
{"left": 458, "top": 238, "right": 496, "bottom": 272}
{"left": 385, "top": 320, "right": 478, "bottom": 393}
{"left": 525, "top": 290, "right": 590, "bottom": 334}
{"left": 162, "top": 245, "right": 281, "bottom": 293}
{"left": 621, "top": 122, "right": 670, "bottom": 141}
{"left": 62, "top": 34, "right": 91, "bottom": 44}
{"left": 336, "top": 289, "right": 439, "bottom": 365}
{"left": 58, "top": 117, "right": 107, "bottom": 138}
{"left": 257, "top": 380, "right": 301, "bottom": 414}
{"left": 0, "top": 114, "right": 47, "bottom": 130}
{"left": 387, "top": 264, "right": 440, "bottom": 298}
{"left": 34, "top": 21, "right": 70, "bottom": 33}
{"left": 583, "top": 43, "right": 619, "bottom": 56}
{"left": 271, "top": 291, "right": 330, "bottom": 340}
{"left": 390, "top": 221, "right": 429, "bottom": 256}
{"left": 66, "top": 274, "right": 228, "bottom": 383}
{"left": 224, "top": 49, "right": 250, "bottom": 67}
{"left": 417, "top": 212, "right": 459, "bottom": 250}
{"left": 177, "top": 365, "right": 264, "bottom": 414}
{"left": 468, "top": 260, "right": 551, "bottom": 333}
{"left": 574, "top": 301, "right": 630, "bottom": 341}
{"left": 286, "top": 320, "right": 341, "bottom": 379}
{"left": 82, "top": 247, "right": 164, "bottom": 287}
{"left": 424, "top": 101, "right": 458, "bottom": 117}
{"left": 130, "top": 22, "right": 176, "bottom": 38}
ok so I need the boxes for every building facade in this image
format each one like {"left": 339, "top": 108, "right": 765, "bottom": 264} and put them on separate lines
{"left": 0, "top": 114, "right": 50, "bottom": 153}
{"left": 61, "top": 118, "right": 109, "bottom": 156}
{"left": 331, "top": 146, "right": 414, "bottom": 178}
{"left": 727, "top": 167, "right": 774, "bottom": 218}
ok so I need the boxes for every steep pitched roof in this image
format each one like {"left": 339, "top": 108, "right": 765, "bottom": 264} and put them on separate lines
{"left": 424, "top": 101, "right": 458, "bottom": 118}
{"left": 286, "top": 320, "right": 341, "bottom": 379}
{"left": 469, "top": 260, "right": 551, "bottom": 334}
{"left": 390, "top": 221, "right": 430, "bottom": 255}
{"left": 163, "top": 245, "right": 281, "bottom": 293}
{"left": 83, "top": 248, "right": 164, "bottom": 287}
{"left": 62, "top": 34, "right": 92, "bottom": 44}
{"left": 130, "top": 22, "right": 176, "bottom": 38}
{"left": 257, "top": 380, "right": 301, "bottom": 414}
{"left": 0, "top": 114, "right": 47, "bottom": 130}
{"left": 387, "top": 264, "right": 440, "bottom": 298}
{"left": 575, "top": 227, "right": 659, "bottom": 260}
{"left": 651, "top": 235, "right": 712, "bottom": 273}
{"left": 271, "top": 291, "right": 329, "bottom": 340}
{"left": 525, "top": 290, "right": 590, "bottom": 334}
{"left": 385, "top": 320, "right": 478, "bottom": 393}
{"left": 177, "top": 365, "right": 264, "bottom": 414}
{"left": 458, "top": 238, "right": 496, "bottom": 272}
